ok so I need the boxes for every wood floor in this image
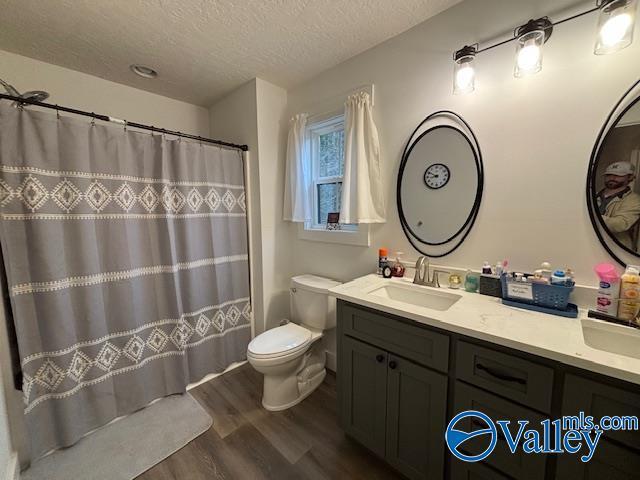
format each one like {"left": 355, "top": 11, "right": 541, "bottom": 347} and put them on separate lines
{"left": 137, "top": 363, "right": 403, "bottom": 480}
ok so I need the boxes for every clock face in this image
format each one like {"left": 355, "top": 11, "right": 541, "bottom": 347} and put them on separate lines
{"left": 423, "top": 163, "right": 451, "bottom": 190}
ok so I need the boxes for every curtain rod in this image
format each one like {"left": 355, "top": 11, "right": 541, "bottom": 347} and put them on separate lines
{"left": 0, "top": 93, "right": 249, "bottom": 152}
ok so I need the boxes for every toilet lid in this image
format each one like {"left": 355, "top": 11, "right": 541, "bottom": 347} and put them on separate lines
{"left": 248, "top": 323, "right": 312, "bottom": 357}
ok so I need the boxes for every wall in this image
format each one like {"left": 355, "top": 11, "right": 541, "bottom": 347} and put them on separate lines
{"left": 209, "top": 79, "right": 290, "bottom": 335}
{"left": 255, "top": 80, "right": 292, "bottom": 331}
{"left": 0, "top": 50, "right": 210, "bottom": 136}
{"left": 209, "top": 80, "right": 265, "bottom": 334}
{"left": 286, "top": 0, "right": 640, "bottom": 287}
{"left": 282, "top": 0, "right": 640, "bottom": 366}
{"left": 0, "top": 48, "right": 211, "bottom": 472}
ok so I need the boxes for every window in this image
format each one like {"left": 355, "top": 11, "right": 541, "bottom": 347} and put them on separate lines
{"left": 307, "top": 115, "right": 355, "bottom": 231}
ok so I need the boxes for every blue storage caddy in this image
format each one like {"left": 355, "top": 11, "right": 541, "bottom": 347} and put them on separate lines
{"left": 500, "top": 273, "right": 577, "bottom": 318}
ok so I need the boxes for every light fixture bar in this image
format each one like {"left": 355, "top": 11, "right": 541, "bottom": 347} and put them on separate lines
{"left": 452, "top": 1, "right": 633, "bottom": 93}
{"left": 469, "top": 6, "right": 600, "bottom": 55}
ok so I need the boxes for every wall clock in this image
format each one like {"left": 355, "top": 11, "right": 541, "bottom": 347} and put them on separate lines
{"left": 424, "top": 163, "right": 450, "bottom": 189}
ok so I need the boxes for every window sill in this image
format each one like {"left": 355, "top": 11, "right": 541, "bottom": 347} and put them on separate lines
{"left": 297, "top": 223, "right": 370, "bottom": 247}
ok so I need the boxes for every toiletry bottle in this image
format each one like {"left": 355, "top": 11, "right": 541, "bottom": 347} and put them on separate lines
{"left": 531, "top": 270, "right": 548, "bottom": 284}
{"left": 378, "top": 248, "right": 388, "bottom": 276}
{"left": 551, "top": 270, "right": 566, "bottom": 285}
{"left": 382, "top": 264, "right": 392, "bottom": 279}
{"left": 540, "top": 262, "right": 553, "bottom": 281}
{"left": 618, "top": 265, "right": 640, "bottom": 321}
{"left": 448, "top": 273, "right": 462, "bottom": 289}
{"left": 565, "top": 268, "right": 575, "bottom": 287}
{"left": 464, "top": 270, "right": 479, "bottom": 292}
{"left": 495, "top": 261, "right": 503, "bottom": 276}
{"left": 391, "top": 252, "right": 406, "bottom": 278}
{"left": 594, "top": 263, "right": 620, "bottom": 316}
{"left": 482, "top": 261, "right": 492, "bottom": 275}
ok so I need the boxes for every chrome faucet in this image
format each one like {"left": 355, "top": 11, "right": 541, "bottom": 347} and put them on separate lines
{"left": 413, "top": 256, "right": 449, "bottom": 288}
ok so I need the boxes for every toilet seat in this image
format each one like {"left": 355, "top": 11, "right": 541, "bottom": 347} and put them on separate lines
{"left": 247, "top": 323, "right": 312, "bottom": 360}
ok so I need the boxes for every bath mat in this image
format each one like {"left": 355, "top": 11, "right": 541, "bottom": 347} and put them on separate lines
{"left": 21, "top": 393, "right": 212, "bottom": 480}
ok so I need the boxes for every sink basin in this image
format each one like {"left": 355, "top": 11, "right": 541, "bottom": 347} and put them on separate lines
{"left": 581, "top": 319, "right": 640, "bottom": 360}
{"left": 368, "top": 283, "right": 461, "bottom": 311}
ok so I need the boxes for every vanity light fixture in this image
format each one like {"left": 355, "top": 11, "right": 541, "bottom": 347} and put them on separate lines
{"left": 594, "top": 0, "right": 637, "bottom": 54}
{"left": 453, "top": 45, "right": 477, "bottom": 94}
{"left": 514, "top": 18, "right": 553, "bottom": 78}
{"left": 452, "top": 0, "right": 637, "bottom": 93}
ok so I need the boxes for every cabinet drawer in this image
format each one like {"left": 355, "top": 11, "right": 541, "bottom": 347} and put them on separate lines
{"left": 562, "top": 374, "right": 640, "bottom": 452}
{"left": 341, "top": 303, "right": 449, "bottom": 372}
{"left": 452, "top": 382, "right": 547, "bottom": 480}
{"left": 456, "top": 341, "right": 554, "bottom": 413}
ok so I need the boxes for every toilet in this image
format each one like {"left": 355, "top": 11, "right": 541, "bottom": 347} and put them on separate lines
{"left": 247, "top": 274, "right": 341, "bottom": 411}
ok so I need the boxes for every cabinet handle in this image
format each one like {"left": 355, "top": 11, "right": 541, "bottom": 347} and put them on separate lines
{"left": 389, "top": 360, "right": 397, "bottom": 370}
{"left": 376, "top": 354, "right": 384, "bottom": 363}
{"left": 476, "top": 363, "right": 526, "bottom": 385}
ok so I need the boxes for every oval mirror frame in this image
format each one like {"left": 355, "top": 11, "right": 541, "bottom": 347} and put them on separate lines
{"left": 587, "top": 79, "right": 640, "bottom": 267}
{"left": 397, "top": 111, "right": 484, "bottom": 258}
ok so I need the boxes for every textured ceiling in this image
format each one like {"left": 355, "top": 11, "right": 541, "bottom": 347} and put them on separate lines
{"left": 0, "top": 0, "right": 462, "bottom": 106}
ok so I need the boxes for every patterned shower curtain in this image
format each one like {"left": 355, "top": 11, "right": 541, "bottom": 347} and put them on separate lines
{"left": 0, "top": 104, "right": 252, "bottom": 459}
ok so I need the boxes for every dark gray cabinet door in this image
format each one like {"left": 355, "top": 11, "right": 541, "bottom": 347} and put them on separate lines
{"left": 385, "top": 354, "right": 448, "bottom": 480}
{"left": 555, "top": 438, "right": 640, "bottom": 479}
{"left": 340, "top": 335, "right": 388, "bottom": 457}
{"left": 556, "top": 374, "right": 640, "bottom": 478}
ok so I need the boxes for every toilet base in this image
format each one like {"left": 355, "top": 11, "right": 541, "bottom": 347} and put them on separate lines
{"left": 262, "top": 368, "right": 326, "bottom": 411}
{"left": 259, "top": 343, "right": 327, "bottom": 411}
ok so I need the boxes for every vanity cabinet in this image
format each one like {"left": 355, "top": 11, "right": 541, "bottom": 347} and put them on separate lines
{"left": 336, "top": 300, "right": 640, "bottom": 480}
{"left": 340, "top": 334, "right": 448, "bottom": 479}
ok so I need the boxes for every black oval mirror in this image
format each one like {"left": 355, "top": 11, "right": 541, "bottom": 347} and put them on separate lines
{"left": 588, "top": 81, "right": 640, "bottom": 265}
{"left": 397, "top": 111, "right": 483, "bottom": 257}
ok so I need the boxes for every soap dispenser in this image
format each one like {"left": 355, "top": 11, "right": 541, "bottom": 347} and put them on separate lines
{"left": 391, "top": 252, "right": 406, "bottom": 278}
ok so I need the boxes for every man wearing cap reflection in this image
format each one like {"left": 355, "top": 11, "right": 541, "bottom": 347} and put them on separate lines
{"left": 597, "top": 161, "right": 640, "bottom": 250}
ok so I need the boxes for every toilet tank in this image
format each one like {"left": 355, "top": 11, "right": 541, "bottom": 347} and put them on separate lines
{"left": 290, "top": 275, "right": 341, "bottom": 330}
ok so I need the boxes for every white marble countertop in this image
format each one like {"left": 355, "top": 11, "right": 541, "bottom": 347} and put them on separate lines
{"left": 329, "top": 274, "right": 640, "bottom": 386}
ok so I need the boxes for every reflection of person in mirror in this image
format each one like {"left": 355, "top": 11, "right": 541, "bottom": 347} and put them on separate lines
{"left": 597, "top": 161, "right": 640, "bottom": 250}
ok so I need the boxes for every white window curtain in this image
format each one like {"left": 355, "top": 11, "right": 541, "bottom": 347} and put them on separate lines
{"left": 283, "top": 113, "right": 311, "bottom": 222}
{"left": 340, "top": 92, "right": 385, "bottom": 224}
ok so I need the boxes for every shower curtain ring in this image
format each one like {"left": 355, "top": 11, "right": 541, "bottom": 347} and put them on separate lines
{"left": 56, "top": 105, "right": 60, "bottom": 120}
{"left": 90, "top": 113, "right": 96, "bottom": 127}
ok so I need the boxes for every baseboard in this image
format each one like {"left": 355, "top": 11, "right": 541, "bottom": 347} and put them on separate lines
{"left": 5, "top": 452, "right": 19, "bottom": 480}
{"left": 326, "top": 350, "right": 336, "bottom": 372}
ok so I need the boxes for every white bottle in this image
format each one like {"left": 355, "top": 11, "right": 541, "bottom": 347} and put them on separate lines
{"left": 618, "top": 265, "right": 640, "bottom": 321}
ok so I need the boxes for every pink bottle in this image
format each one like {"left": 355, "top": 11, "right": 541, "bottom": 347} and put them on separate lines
{"left": 594, "top": 263, "right": 620, "bottom": 316}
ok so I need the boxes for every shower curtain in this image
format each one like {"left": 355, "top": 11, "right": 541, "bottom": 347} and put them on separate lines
{"left": 0, "top": 104, "right": 251, "bottom": 459}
